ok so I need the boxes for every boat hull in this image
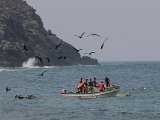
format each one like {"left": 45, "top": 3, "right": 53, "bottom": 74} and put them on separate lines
{"left": 61, "top": 88, "right": 119, "bottom": 99}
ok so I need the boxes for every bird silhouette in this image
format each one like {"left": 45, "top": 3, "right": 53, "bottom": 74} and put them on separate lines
{"left": 58, "top": 56, "right": 67, "bottom": 59}
{"left": 74, "top": 32, "right": 85, "bottom": 38}
{"left": 63, "top": 56, "right": 67, "bottom": 59}
{"left": 39, "top": 70, "right": 47, "bottom": 76}
{"left": 23, "top": 45, "right": 28, "bottom": 51}
{"left": 6, "top": 87, "right": 11, "bottom": 92}
{"left": 101, "top": 37, "right": 108, "bottom": 49}
{"left": 58, "top": 56, "right": 63, "bottom": 59}
{"left": 84, "top": 52, "right": 96, "bottom": 55}
{"left": 73, "top": 47, "right": 82, "bottom": 52}
{"left": 55, "top": 43, "right": 62, "bottom": 49}
{"left": 19, "top": 44, "right": 29, "bottom": 51}
{"left": 46, "top": 58, "right": 50, "bottom": 62}
{"left": 87, "top": 34, "right": 100, "bottom": 37}
{"left": 35, "top": 56, "right": 43, "bottom": 64}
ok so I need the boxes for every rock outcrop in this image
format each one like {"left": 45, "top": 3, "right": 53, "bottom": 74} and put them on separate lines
{"left": 0, "top": 0, "right": 98, "bottom": 67}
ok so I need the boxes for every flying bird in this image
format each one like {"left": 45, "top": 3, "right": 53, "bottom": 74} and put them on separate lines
{"left": 87, "top": 34, "right": 100, "bottom": 37}
{"left": 84, "top": 52, "right": 96, "bottom": 55}
{"left": 55, "top": 43, "right": 62, "bottom": 49}
{"left": 74, "top": 32, "right": 85, "bottom": 38}
{"left": 35, "top": 56, "right": 43, "bottom": 64}
{"left": 39, "top": 70, "right": 47, "bottom": 76}
{"left": 19, "top": 44, "right": 28, "bottom": 51}
{"left": 58, "top": 56, "right": 63, "bottom": 59}
{"left": 58, "top": 56, "right": 67, "bottom": 59}
{"left": 63, "top": 56, "right": 67, "bottom": 59}
{"left": 101, "top": 37, "right": 109, "bottom": 49}
{"left": 23, "top": 45, "right": 29, "bottom": 51}
{"left": 46, "top": 58, "right": 50, "bottom": 62}
{"left": 73, "top": 47, "right": 82, "bottom": 52}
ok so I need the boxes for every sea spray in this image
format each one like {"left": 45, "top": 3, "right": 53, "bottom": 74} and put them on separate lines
{"left": 22, "top": 57, "right": 37, "bottom": 67}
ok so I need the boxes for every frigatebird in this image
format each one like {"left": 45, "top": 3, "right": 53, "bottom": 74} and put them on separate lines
{"left": 58, "top": 56, "right": 63, "bottom": 59}
{"left": 55, "top": 43, "right": 62, "bottom": 49}
{"left": 101, "top": 37, "right": 108, "bottom": 49}
{"left": 73, "top": 47, "right": 82, "bottom": 52}
{"left": 39, "top": 70, "right": 47, "bottom": 76}
{"left": 74, "top": 32, "right": 85, "bottom": 38}
{"left": 84, "top": 52, "right": 96, "bottom": 55}
{"left": 58, "top": 56, "right": 67, "bottom": 59}
{"left": 87, "top": 34, "right": 100, "bottom": 37}
{"left": 19, "top": 44, "right": 28, "bottom": 51}
{"left": 23, "top": 45, "right": 28, "bottom": 51}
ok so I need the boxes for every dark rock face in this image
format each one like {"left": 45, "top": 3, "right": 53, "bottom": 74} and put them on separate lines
{"left": 0, "top": 0, "right": 98, "bottom": 67}
{"left": 81, "top": 56, "right": 98, "bottom": 65}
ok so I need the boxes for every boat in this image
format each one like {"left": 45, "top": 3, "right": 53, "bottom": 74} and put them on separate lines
{"left": 61, "top": 85, "right": 120, "bottom": 99}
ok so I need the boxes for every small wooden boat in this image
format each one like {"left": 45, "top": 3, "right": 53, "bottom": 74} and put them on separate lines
{"left": 61, "top": 86, "right": 120, "bottom": 99}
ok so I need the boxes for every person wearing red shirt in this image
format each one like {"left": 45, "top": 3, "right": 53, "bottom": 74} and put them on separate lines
{"left": 98, "top": 81, "right": 105, "bottom": 92}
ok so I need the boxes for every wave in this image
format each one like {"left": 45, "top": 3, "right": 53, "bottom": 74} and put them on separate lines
{"left": 22, "top": 57, "right": 37, "bottom": 68}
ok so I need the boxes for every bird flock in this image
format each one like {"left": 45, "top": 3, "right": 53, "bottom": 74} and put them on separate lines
{"left": 21, "top": 31, "right": 109, "bottom": 66}
{"left": 74, "top": 31, "right": 109, "bottom": 55}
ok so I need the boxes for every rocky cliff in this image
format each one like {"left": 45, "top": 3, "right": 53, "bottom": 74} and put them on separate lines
{"left": 0, "top": 0, "right": 98, "bottom": 67}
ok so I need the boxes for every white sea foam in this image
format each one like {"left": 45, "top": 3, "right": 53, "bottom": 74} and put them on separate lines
{"left": 22, "top": 57, "right": 37, "bottom": 68}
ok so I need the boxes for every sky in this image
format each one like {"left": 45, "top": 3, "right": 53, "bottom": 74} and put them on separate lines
{"left": 25, "top": 0, "right": 160, "bottom": 62}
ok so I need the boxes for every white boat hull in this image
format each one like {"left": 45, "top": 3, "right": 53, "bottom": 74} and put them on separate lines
{"left": 61, "top": 88, "right": 119, "bottom": 99}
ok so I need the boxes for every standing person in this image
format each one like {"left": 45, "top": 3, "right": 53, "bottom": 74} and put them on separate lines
{"left": 77, "top": 78, "right": 84, "bottom": 93}
{"left": 98, "top": 81, "right": 105, "bottom": 92}
{"left": 93, "top": 77, "right": 97, "bottom": 86}
{"left": 84, "top": 79, "right": 88, "bottom": 93}
{"left": 88, "top": 79, "right": 93, "bottom": 92}
{"left": 105, "top": 76, "right": 110, "bottom": 87}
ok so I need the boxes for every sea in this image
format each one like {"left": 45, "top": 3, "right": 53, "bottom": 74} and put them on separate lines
{"left": 0, "top": 61, "right": 160, "bottom": 120}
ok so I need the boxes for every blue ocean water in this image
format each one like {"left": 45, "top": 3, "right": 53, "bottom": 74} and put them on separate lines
{"left": 0, "top": 61, "right": 160, "bottom": 120}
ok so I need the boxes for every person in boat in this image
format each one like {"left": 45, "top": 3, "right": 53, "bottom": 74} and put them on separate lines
{"left": 98, "top": 81, "right": 105, "bottom": 92}
{"left": 93, "top": 77, "right": 97, "bottom": 86}
{"left": 77, "top": 78, "right": 85, "bottom": 93}
{"left": 105, "top": 76, "right": 110, "bottom": 87}
{"left": 88, "top": 79, "right": 94, "bottom": 92}
{"left": 84, "top": 79, "right": 88, "bottom": 93}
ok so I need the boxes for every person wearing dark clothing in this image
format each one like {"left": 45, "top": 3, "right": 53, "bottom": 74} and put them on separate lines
{"left": 105, "top": 76, "right": 110, "bottom": 87}
{"left": 88, "top": 79, "right": 94, "bottom": 92}
{"left": 93, "top": 77, "right": 97, "bottom": 86}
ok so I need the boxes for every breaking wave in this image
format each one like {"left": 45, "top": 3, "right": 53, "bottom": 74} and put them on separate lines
{"left": 22, "top": 57, "right": 37, "bottom": 68}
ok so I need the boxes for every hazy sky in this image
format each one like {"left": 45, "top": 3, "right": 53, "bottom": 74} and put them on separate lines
{"left": 25, "top": 0, "right": 160, "bottom": 61}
